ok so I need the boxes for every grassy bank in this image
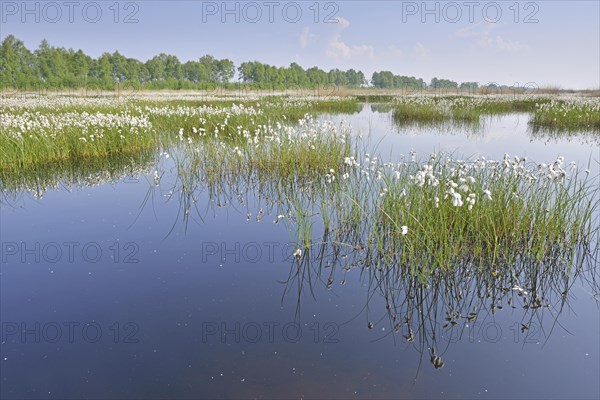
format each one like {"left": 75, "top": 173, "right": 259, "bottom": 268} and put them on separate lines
{"left": 0, "top": 95, "right": 360, "bottom": 173}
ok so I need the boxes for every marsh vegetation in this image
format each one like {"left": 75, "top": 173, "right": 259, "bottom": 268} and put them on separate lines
{"left": 2, "top": 93, "right": 598, "bottom": 377}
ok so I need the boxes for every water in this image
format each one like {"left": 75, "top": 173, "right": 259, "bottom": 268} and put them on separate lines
{"left": 1, "top": 105, "right": 599, "bottom": 399}
{"left": 328, "top": 104, "right": 599, "bottom": 165}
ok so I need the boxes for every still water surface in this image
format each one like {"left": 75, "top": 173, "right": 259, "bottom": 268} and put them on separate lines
{"left": 1, "top": 105, "right": 598, "bottom": 399}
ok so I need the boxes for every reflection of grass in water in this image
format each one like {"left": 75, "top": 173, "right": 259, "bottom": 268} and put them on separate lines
{"left": 529, "top": 124, "right": 600, "bottom": 145}
{"left": 158, "top": 136, "right": 598, "bottom": 369}
{"left": 0, "top": 148, "right": 156, "bottom": 199}
{"left": 390, "top": 112, "right": 484, "bottom": 135}
{"left": 369, "top": 104, "right": 394, "bottom": 113}
{"left": 283, "top": 227, "right": 598, "bottom": 370}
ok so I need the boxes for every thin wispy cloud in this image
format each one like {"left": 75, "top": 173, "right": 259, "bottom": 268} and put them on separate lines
{"left": 298, "top": 27, "right": 318, "bottom": 49}
{"left": 386, "top": 44, "right": 404, "bottom": 58}
{"left": 493, "top": 36, "right": 526, "bottom": 51}
{"left": 455, "top": 22, "right": 527, "bottom": 52}
{"left": 414, "top": 42, "right": 431, "bottom": 59}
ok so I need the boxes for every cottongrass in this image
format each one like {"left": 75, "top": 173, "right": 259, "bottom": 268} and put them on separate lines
{"left": 391, "top": 96, "right": 542, "bottom": 126}
{"left": 0, "top": 95, "right": 361, "bottom": 172}
{"left": 532, "top": 98, "right": 600, "bottom": 131}
{"left": 178, "top": 114, "right": 351, "bottom": 179}
{"left": 152, "top": 130, "right": 598, "bottom": 356}
{"left": 2, "top": 95, "right": 597, "bottom": 279}
{"left": 302, "top": 150, "right": 598, "bottom": 280}
{"left": 161, "top": 120, "right": 598, "bottom": 282}
{"left": 154, "top": 114, "right": 351, "bottom": 235}
{"left": 391, "top": 95, "right": 599, "bottom": 132}
{"left": 0, "top": 110, "right": 156, "bottom": 172}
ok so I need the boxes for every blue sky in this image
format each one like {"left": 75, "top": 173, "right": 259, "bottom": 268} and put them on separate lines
{"left": 1, "top": 0, "right": 599, "bottom": 89}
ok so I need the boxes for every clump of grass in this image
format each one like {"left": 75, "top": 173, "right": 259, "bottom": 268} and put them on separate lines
{"left": 310, "top": 150, "right": 598, "bottom": 280}
{"left": 529, "top": 125, "right": 600, "bottom": 145}
{"left": 163, "top": 138, "right": 598, "bottom": 283}
{"left": 393, "top": 100, "right": 453, "bottom": 123}
{"left": 531, "top": 99, "right": 600, "bottom": 131}
{"left": 392, "top": 96, "right": 600, "bottom": 131}
{"left": 158, "top": 115, "right": 352, "bottom": 235}
{"left": 391, "top": 96, "right": 486, "bottom": 130}
{"left": 355, "top": 94, "right": 395, "bottom": 103}
{"left": 179, "top": 114, "right": 351, "bottom": 182}
{"left": 0, "top": 110, "right": 157, "bottom": 173}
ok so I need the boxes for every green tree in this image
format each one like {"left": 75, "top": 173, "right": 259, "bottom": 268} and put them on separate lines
{"left": 0, "top": 35, "right": 37, "bottom": 87}
{"left": 216, "top": 59, "right": 234, "bottom": 83}
{"left": 35, "top": 39, "right": 72, "bottom": 87}
{"left": 146, "top": 55, "right": 166, "bottom": 81}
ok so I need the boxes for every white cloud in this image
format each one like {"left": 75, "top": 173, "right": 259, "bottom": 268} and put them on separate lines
{"left": 455, "top": 21, "right": 490, "bottom": 38}
{"left": 494, "top": 36, "right": 526, "bottom": 51}
{"left": 387, "top": 44, "right": 404, "bottom": 58}
{"left": 298, "top": 27, "right": 318, "bottom": 49}
{"left": 414, "top": 42, "right": 430, "bottom": 59}
{"left": 455, "top": 22, "right": 527, "bottom": 52}
{"left": 325, "top": 17, "right": 375, "bottom": 60}
{"left": 336, "top": 16, "right": 350, "bottom": 29}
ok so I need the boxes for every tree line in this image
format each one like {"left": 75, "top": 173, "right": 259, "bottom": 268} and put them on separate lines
{"left": 2, "top": 35, "right": 487, "bottom": 90}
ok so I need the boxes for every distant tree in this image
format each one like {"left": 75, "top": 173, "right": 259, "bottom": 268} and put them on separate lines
{"left": 306, "top": 66, "right": 328, "bottom": 85}
{"left": 92, "top": 53, "right": 115, "bottom": 88}
{"left": 35, "top": 39, "right": 72, "bottom": 87}
{"left": 430, "top": 77, "right": 458, "bottom": 89}
{"left": 199, "top": 55, "right": 218, "bottom": 82}
{"left": 460, "top": 82, "right": 479, "bottom": 90}
{"left": 1, "top": 36, "right": 37, "bottom": 87}
{"left": 164, "top": 54, "right": 182, "bottom": 80}
{"left": 371, "top": 71, "right": 394, "bottom": 88}
{"left": 216, "top": 59, "right": 235, "bottom": 83}
{"left": 146, "top": 55, "right": 166, "bottom": 81}
{"left": 183, "top": 61, "right": 207, "bottom": 83}
{"left": 70, "top": 49, "right": 92, "bottom": 83}
{"left": 0, "top": 35, "right": 478, "bottom": 91}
